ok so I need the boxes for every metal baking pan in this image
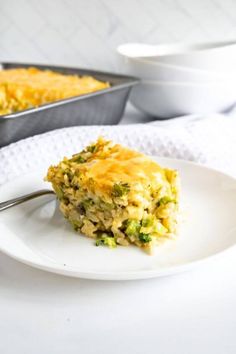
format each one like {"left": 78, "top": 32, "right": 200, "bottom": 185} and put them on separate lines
{"left": 0, "top": 62, "right": 139, "bottom": 147}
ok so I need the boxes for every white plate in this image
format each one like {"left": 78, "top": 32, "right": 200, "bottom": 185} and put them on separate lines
{"left": 0, "top": 157, "right": 236, "bottom": 280}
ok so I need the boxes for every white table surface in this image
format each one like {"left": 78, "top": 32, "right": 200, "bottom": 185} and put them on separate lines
{"left": 1, "top": 105, "right": 236, "bottom": 354}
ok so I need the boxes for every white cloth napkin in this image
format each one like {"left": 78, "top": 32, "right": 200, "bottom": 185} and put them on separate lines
{"left": 0, "top": 111, "right": 236, "bottom": 185}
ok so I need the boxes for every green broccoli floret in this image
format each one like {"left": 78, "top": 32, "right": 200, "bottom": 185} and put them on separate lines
{"left": 82, "top": 199, "right": 94, "bottom": 209}
{"left": 142, "top": 217, "right": 154, "bottom": 228}
{"left": 157, "top": 196, "right": 176, "bottom": 207}
{"left": 112, "top": 182, "right": 130, "bottom": 197}
{"left": 87, "top": 144, "right": 98, "bottom": 153}
{"left": 72, "top": 154, "right": 86, "bottom": 163}
{"left": 139, "top": 233, "right": 152, "bottom": 243}
{"left": 76, "top": 155, "right": 86, "bottom": 163}
{"left": 125, "top": 219, "right": 141, "bottom": 236}
{"left": 62, "top": 169, "right": 74, "bottom": 182}
{"left": 77, "top": 199, "right": 94, "bottom": 215}
{"left": 95, "top": 234, "right": 117, "bottom": 248}
{"left": 96, "top": 239, "right": 103, "bottom": 246}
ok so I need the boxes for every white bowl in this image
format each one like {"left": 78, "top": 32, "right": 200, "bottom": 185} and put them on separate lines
{"left": 117, "top": 43, "right": 234, "bottom": 83}
{"left": 129, "top": 80, "right": 236, "bottom": 119}
{"left": 118, "top": 42, "right": 236, "bottom": 74}
{"left": 118, "top": 52, "right": 232, "bottom": 83}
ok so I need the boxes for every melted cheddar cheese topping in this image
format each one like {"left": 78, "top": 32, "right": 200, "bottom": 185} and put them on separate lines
{"left": 82, "top": 152, "right": 166, "bottom": 193}
{"left": 0, "top": 67, "right": 109, "bottom": 115}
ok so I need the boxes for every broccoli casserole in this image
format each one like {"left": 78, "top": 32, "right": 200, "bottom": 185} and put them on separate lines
{"left": 0, "top": 67, "right": 109, "bottom": 115}
{"left": 46, "top": 138, "right": 180, "bottom": 253}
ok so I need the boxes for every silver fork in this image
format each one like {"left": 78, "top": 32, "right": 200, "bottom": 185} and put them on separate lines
{"left": 0, "top": 190, "right": 55, "bottom": 211}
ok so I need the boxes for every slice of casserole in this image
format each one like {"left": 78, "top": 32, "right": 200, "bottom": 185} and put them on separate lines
{"left": 46, "top": 137, "right": 180, "bottom": 253}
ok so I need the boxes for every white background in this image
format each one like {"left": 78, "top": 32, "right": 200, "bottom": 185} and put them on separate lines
{"left": 1, "top": 0, "right": 236, "bottom": 71}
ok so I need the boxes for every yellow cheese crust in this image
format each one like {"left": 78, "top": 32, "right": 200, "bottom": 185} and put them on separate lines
{"left": 0, "top": 67, "right": 109, "bottom": 115}
{"left": 61, "top": 138, "right": 167, "bottom": 195}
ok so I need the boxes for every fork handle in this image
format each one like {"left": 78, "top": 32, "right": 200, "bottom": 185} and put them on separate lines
{"left": 0, "top": 189, "right": 55, "bottom": 211}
